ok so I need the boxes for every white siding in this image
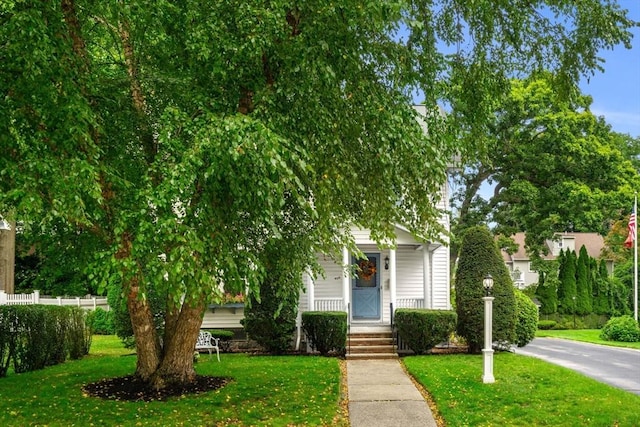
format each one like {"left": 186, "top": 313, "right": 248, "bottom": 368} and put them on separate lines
{"left": 202, "top": 307, "right": 244, "bottom": 329}
{"left": 313, "top": 256, "right": 344, "bottom": 299}
{"left": 431, "top": 245, "right": 450, "bottom": 309}
{"left": 395, "top": 247, "right": 424, "bottom": 300}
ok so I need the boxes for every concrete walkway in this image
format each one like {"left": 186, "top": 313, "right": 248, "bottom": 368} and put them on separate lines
{"left": 347, "top": 359, "right": 438, "bottom": 427}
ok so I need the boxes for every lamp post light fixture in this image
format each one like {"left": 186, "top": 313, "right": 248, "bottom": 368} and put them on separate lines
{"left": 482, "top": 274, "right": 495, "bottom": 384}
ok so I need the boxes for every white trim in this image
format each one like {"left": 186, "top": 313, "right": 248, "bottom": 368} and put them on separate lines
{"left": 389, "top": 249, "right": 397, "bottom": 309}
{"left": 423, "top": 247, "right": 431, "bottom": 309}
{"left": 342, "top": 247, "right": 350, "bottom": 311}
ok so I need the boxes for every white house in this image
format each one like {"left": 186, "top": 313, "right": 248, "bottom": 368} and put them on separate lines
{"left": 202, "top": 105, "right": 453, "bottom": 356}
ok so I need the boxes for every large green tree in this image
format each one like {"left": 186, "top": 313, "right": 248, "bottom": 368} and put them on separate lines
{"left": 1, "top": 1, "right": 635, "bottom": 390}
{"left": 451, "top": 73, "right": 640, "bottom": 257}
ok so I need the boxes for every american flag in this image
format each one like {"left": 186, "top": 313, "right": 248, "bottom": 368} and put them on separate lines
{"left": 625, "top": 209, "right": 636, "bottom": 248}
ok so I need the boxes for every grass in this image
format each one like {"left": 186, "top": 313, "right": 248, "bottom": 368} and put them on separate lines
{"left": 535, "top": 329, "right": 640, "bottom": 349}
{"left": 404, "top": 352, "right": 640, "bottom": 427}
{"left": 0, "top": 336, "right": 348, "bottom": 427}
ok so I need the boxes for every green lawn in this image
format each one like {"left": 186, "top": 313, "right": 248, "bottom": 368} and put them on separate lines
{"left": 536, "top": 329, "right": 640, "bottom": 349}
{"left": 404, "top": 353, "right": 640, "bottom": 427}
{"left": 0, "top": 336, "right": 348, "bottom": 427}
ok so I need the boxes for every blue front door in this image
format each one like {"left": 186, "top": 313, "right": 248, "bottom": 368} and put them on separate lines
{"left": 352, "top": 253, "right": 381, "bottom": 320}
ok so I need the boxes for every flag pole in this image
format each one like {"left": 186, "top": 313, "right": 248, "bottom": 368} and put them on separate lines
{"left": 635, "top": 193, "right": 638, "bottom": 322}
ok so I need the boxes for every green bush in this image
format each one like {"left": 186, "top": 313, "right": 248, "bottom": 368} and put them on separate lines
{"left": 537, "top": 320, "right": 557, "bottom": 330}
{"left": 242, "top": 276, "right": 300, "bottom": 354}
{"left": 302, "top": 312, "right": 347, "bottom": 356}
{"left": 67, "top": 307, "right": 91, "bottom": 359}
{"left": 207, "top": 329, "right": 234, "bottom": 340}
{"left": 600, "top": 315, "right": 640, "bottom": 342}
{"left": 87, "top": 307, "right": 115, "bottom": 335}
{"left": 395, "top": 309, "right": 457, "bottom": 354}
{"left": 514, "top": 290, "right": 538, "bottom": 347}
{"left": 0, "top": 308, "right": 18, "bottom": 377}
{"left": 12, "top": 305, "right": 51, "bottom": 373}
{"left": 0, "top": 305, "right": 91, "bottom": 376}
{"left": 455, "top": 226, "right": 516, "bottom": 353}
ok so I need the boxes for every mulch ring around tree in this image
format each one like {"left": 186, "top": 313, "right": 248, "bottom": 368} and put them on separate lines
{"left": 82, "top": 375, "right": 232, "bottom": 402}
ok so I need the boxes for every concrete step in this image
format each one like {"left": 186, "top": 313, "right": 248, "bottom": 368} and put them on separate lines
{"left": 347, "top": 344, "right": 396, "bottom": 354}
{"left": 346, "top": 352, "right": 399, "bottom": 360}
{"left": 348, "top": 332, "right": 393, "bottom": 339}
{"left": 348, "top": 337, "right": 394, "bottom": 347}
{"left": 347, "top": 328, "right": 397, "bottom": 359}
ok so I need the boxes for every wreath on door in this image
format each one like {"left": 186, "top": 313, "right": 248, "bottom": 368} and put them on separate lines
{"left": 357, "top": 259, "right": 377, "bottom": 281}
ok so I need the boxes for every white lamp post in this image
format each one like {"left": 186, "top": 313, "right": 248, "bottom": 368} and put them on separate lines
{"left": 482, "top": 274, "right": 495, "bottom": 384}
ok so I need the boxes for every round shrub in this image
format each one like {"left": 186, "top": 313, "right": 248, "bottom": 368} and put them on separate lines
{"left": 537, "top": 320, "right": 557, "bottom": 330}
{"left": 395, "top": 309, "right": 457, "bottom": 354}
{"left": 302, "top": 311, "right": 347, "bottom": 356}
{"left": 600, "top": 315, "right": 640, "bottom": 342}
{"left": 514, "top": 290, "right": 538, "bottom": 347}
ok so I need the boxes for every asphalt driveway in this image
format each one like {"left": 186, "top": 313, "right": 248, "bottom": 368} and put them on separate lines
{"left": 518, "top": 337, "right": 640, "bottom": 395}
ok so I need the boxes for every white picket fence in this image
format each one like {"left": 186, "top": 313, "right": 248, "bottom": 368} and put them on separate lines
{"left": 0, "top": 290, "right": 109, "bottom": 310}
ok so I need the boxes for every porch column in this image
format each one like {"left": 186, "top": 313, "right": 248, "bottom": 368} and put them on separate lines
{"left": 389, "top": 248, "right": 397, "bottom": 309}
{"left": 342, "top": 247, "right": 350, "bottom": 312}
{"left": 306, "top": 271, "right": 315, "bottom": 312}
{"left": 423, "top": 247, "right": 432, "bottom": 309}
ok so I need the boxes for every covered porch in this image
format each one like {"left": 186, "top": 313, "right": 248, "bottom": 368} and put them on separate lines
{"left": 304, "top": 239, "right": 449, "bottom": 326}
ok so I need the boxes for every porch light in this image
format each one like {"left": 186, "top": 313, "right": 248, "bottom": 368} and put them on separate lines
{"left": 483, "top": 274, "right": 494, "bottom": 296}
{"left": 384, "top": 256, "right": 389, "bottom": 270}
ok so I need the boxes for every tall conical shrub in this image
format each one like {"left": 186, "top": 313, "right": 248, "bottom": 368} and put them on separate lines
{"left": 575, "top": 245, "right": 592, "bottom": 315}
{"left": 593, "top": 260, "right": 610, "bottom": 315}
{"left": 535, "top": 261, "right": 558, "bottom": 315}
{"left": 557, "top": 249, "right": 577, "bottom": 314}
{"left": 455, "top": 226, "right": 516, "bottom": 354}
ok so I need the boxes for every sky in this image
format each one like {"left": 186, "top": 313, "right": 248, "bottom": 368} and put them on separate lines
{"left": 579, "top": 0, "right": 640, "bottom": 137}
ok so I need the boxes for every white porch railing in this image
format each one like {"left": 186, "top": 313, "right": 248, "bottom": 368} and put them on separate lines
{"left": 396, "top": 298, "right": 425, "bottom": 309}
{"left": 313, "top": 298, "right": 345, "bottom": 312}
{"left": 0, "top": 290, "right": 108, "bottom": 310}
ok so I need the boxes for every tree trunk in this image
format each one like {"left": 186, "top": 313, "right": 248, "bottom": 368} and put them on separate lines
{"left": 149, "top": 297, "right": 207, "bottom": 391}
{"left": 126, "top": 276, "right": 161, "bottom": 380}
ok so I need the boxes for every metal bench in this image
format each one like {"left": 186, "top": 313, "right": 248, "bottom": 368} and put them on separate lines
{"left": 195, "top": 331, "right": 220, "bottom": 362}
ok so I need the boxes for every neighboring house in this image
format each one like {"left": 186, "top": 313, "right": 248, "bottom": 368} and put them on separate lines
{"left": 501, "top": 232, "right": 612, "bottom": 289}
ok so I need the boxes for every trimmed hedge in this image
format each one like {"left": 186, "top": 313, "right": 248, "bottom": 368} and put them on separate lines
{"left": 0, "top": 305, "right": 91, "bottom": 377}
{"left": 302, "top": 311, "right": 347, "bottom": 356}
{"left": 538, "top": 320, "right": 557, "bottom": 330}
{"left": 395, "top": 309, "right": 457, "bottom": 354}
{"left": 455, "top": 226, "right": 516, "bottom": 353}
{"left": 600, "top": 315, "right": 640, "bottom": 342}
